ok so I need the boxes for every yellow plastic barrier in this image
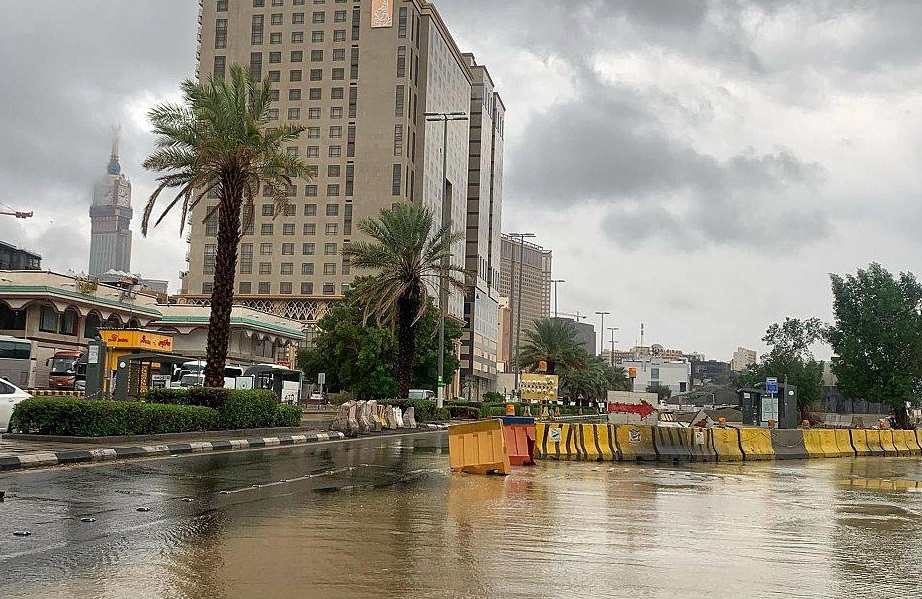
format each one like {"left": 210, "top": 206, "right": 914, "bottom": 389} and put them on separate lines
{"left": 739, "top": 428, "right": 775, "bottom": 461}
{"left": 803, "top": 429, "right": 844, "bottom": 458}
{"left": 711, "top": 428, "right": 743, "bottom": 462}
{"left": 879, "top": 430, "right": 898, "bottom": 456}
{"left": 849, "top": 429, "right": 871, "bottom": 456}
{"left": 448, "top": 420, "right": 510, "bottom": 475}
{"left": 614, "top": 425, "right": 656, "bottom": 461}
{"left": 834, "top": 429, "right": 856, "bottom": 457}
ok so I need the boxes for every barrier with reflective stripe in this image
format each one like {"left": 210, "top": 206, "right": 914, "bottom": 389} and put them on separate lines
{"left": 711, "top": 428, "right": 743, "bottom": 462}
{"left": 739, "top": 428, "right": 775, "bottom": 460}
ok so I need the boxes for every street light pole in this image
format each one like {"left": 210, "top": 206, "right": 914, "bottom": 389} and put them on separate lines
{"left": 551, "top": 279, "right": 565, "bottom": 319}
{"left": 607, "top": 327, "right": 619, "bottom": 366}
{"left": 509, "top": 232, "right": 535, "bottom": 398}
{"left": 595, "top": 311, "right": 610, "bottom": 356}
{"left": 424, "top": 110, "right": 468, "bottom": 409}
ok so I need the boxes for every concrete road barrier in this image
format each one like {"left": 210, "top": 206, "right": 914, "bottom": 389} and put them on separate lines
{"left": 770, "top": 429, "right": 809, "bottom": 460}
{"left": 614, "top": 425, "right": 656, "bottom": 461}
{"left": 653, "top": 427, "right": 692, "bottom": 462}
{"left": 597, "top": 423, "right": 619, "bottom": 461}
{"left": 711, "top": 428, "right": 743, "bottom": 462}
{"left": 892, "top": 429, "right": 916, "bottom": 456}
{"left": 687, "top": 428, "right": 717, "bottom": 462}
{"left": 834, "top": 429, "right": 856, "bottom": 457}
{"left": 850, "top": 429, "right": 871, "bottom": 456}
{"left": 905, "top": 429, "right": 922, "bottom": 455}
{"left": 879, "top": 430, "right": 898, "bottom": 457}
{"left": 864, "top": 430, "right": 886, "bottom": 456}
{"left": 535, "top": 422, "right": 578, "bottom": 460}
{"left": 739, "top": 428, "right": 775, "bottom": 461}
{"left": 578, "top": 424, "right": 602, "bottom": 461}
{"left": 803, "top": 429, "right": 844, "bottom": 458}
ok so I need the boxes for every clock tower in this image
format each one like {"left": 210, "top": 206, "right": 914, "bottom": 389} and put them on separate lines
{"left": 88, "top": 133, "right": 133, "bottom": 276}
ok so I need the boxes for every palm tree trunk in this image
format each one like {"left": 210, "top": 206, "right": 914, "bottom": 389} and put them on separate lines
{"left": 396, "top": 296, "right": 417, "bottom": 398}
{"left": 204, "top": 182, "right": 243, "bottom": 388}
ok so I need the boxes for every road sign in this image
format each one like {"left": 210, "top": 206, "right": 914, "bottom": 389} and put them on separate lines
{"left": 317, "top": 372, "right": 326, "bottom": 385}
{"left": 765, "top": 377, "right": 779, "bottom": 394}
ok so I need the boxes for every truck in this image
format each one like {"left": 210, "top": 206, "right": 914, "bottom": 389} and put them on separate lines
{"left": 48, "top": 349, "right": 84, "bottom": 390}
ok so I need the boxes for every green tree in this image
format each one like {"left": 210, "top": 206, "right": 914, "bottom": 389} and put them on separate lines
{"left": 142, "top": 66, "right": 309, "bottom": 387}
{"left": 738, "top": 317, "right": 825, "bottom": 420}
{"left": 646, "top": 382, "right": 673, "bottom": 401}
{"left": 603, "top": 363, "right": 632, "bottom": 392}
{"left": 297, "top": 281, "right": 460, "bottom": 399}
{"left": 559, "top": 357, "right": 608, "bottom": 404}
{"left": 827, "top": 263, "right": 922, "bottom": 428}
{"left": 520, "top": 317, "right": 587, "bottom": 375}
{"left": 343, "top": 204, "right": 465, "bottom": 398}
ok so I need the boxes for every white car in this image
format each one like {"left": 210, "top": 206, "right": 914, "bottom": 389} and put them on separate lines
{"left": 0, "top": 378, "right": 31, "bottom": 433}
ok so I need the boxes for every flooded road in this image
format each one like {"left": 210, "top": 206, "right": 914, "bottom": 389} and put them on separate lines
{"left": 2, "top": 432, "right": 922, "bottom": 598}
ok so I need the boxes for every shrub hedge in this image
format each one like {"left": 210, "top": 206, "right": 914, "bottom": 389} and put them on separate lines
{"left": 13, "top": 389, "right": 304, "bottom": 437}
{"left": 11, "top": 398, "right": 218, "bottom": 437}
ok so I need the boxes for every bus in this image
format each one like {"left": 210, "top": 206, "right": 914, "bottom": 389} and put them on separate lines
{"left": 244, "top": 364, "right": 302, "bottom": 404}
{"left": 172, "top": 360, "right": 247, "bottom": 389}
{"left": 0, "top": 335, "right": 35, "bottom": 389}
{"left": 48, "top": 349, "right": 83, "bottom": 389}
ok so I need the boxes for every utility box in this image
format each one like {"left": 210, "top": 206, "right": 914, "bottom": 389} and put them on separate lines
{"left": 738, "top": 384, "right": 798, "bottom": 429}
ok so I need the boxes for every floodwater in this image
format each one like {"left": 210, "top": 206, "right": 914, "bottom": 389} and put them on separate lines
{"left": 3, "top": 432, "right": 922, "bottom": 598}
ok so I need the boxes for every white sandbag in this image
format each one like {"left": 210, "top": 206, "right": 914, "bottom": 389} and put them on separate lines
{"left": 403, "top": 406, "right": 417, "bottom": 428}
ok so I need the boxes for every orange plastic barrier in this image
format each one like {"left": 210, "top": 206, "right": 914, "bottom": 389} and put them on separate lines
{"left": 449, "top": 420, "right": 511, "bottom": 475}
{"left": 501, "top": 419, "right": 536, "bottom": 466}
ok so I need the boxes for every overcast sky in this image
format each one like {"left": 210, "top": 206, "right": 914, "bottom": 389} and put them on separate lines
{"left": 2, "top": 1, "right": 921, "bottom": 362}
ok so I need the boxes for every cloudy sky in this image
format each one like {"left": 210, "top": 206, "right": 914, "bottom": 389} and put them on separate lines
{"left": 2, "top": 1, "right": 921, "bottom": 361}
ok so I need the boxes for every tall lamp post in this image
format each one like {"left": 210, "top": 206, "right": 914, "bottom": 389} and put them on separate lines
{"left": 509, "top": 232, "right": 536, "bottom": 398}
{"left": 607, "top": 327, "right": 619, "bottom": 366}
{"left": 424, "top": 110, "right": 468, "bottom": 409}
{"left": 551, "top": 279, "right": 565, "bottom": 319}
{"left": 595, "top": 311, "right": 610, "bottom": 356}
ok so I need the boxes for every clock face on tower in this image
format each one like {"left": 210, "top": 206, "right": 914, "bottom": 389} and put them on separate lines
{"left": 117, "top": 184, "right": 131, "bottom": 208}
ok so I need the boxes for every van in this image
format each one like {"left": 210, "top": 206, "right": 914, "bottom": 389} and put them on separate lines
{"left": 408, "top": 389, "right": 435, "bottom": 400}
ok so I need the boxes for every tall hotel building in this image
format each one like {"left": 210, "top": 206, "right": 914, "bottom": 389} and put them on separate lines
{"left": 187, "top": 1, "right": 505, "bottom": 391}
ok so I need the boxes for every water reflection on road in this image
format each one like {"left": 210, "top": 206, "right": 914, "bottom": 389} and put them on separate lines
{"left": 3, "top": 432, "right": 922, "bottom": 598}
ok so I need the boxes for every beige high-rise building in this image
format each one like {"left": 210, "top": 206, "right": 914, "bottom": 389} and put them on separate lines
{"left": 499, "top": 234, "right": 551, "bottom": 373}
{"left": 186, "top": 0, "right": 490, "bottom": 331}
{"left": 731, "top": 347, "right": 758, "bottom": 371}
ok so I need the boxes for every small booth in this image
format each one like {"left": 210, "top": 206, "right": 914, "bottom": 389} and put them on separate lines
{"left": 244, "top": 364, "right": 303, "bottom": 404}
{"left": 89, "top": 329, "right": 193, "bottom": 400}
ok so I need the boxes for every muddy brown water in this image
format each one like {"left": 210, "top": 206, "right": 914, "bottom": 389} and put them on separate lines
{"left": 2, "top": 432, "right": 922, "bottom": 598}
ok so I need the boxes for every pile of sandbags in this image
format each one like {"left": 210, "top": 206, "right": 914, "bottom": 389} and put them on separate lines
{"left": 332, "top": 401, "right": 419, "bottom": 436}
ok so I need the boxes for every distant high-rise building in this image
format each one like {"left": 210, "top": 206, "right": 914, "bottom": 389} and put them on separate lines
{"left": 0, "top": 241, "right": 41, "bottom": 270}
{"left": 88, "top": 136, "right": 132, "bottom": 276}
{"left": 731, "top": 347, "right": 757, "bottom": 371}
{"left": 500, "top": 234, "right": 551, "bottom": 370}
{"left": 554, "top": 317, "right": 595, "bottom": 357}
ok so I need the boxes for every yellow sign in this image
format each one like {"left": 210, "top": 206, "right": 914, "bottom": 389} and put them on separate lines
{"left": 98, "top": 329, "right": 174, "bottom": 352}
{"left": 521, "top": 374, "right": 559, "bottom": 402}
{"left": 371, "top": 0, "right": 393, "bottom": 28}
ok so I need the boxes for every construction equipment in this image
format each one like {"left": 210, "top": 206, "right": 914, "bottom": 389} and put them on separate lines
{"left": 0, "top": 210, "right": 32, "bottom": 219}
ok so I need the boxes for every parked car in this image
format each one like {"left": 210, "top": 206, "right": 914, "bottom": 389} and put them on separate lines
{"left": 0, "top": 378, "right": 32, "bottom": 433}
{"left": 408, "top": 389, "right": 435, "bottom": 400}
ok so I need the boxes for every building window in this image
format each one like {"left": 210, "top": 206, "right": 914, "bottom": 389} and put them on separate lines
{"left": 312, "top": 11, "right": 325, "bottom": 23}
{"left": 284, "top": 203, "right": 296, "bottom": 215}
{"left": 310, "top": 69, "right": 322, "bottom": 81}
{"left": 308, "top": 107, "right": 321, "bottom": 119}
{"left": 253, "top": 0, "right": 264, "bottom": 6}
{"left": 269, "top": 51, "right": 281, "bottom": 64}
{"left": 258, "top": 282, "right": 271, "bottom": 294}
{"left": 651, "top": 368, "right": 660, "bottom": 380}
{"left": 332, "top": 48, "right": 345, "bottom": 61}
{"left": 252, "top": 15, "right": 264, "bottom": 45}
{"left": 269, "top": 89, "right": 280, "bottom": 101}
{"left": 292, "top": 31, "right": 304, "bottom": 43}
{"left": 392, "top": 164, "right": 402, "bottom": 196}
{"left": 302, "top": 243, "right": 315, "bottom": 255}
{"left": 283, "top": 223, "right": 296, "bottom": 236}
{"left": 271, "top": 0, "right": 282, "bottom": 5}
{"left": 301, "top": 262, "right": 314, "bottom": 275}
{"left": 307, "top": 146, "right": 319, "bottom": 157}
{"left": 260, "top": 243, "right": 273, "bottom": 255}
{"left": 304, "top": 203, "right": 317, "bottom": 216}
{"left": 334, "top": 10, "right": 346, "bottom": 22}
{"left": 329, "top": 146, "right": 342, "bottom": 158}
{"left": 301, "top": 282, "right": 314, "bottom": 295}
{"left": 239, "top": 281, "right": 252, "bottom": 294}
{"left": 39, "top": 306, "right": 58, "bottom": 333}
{"left": 243, "top": 206, "right": 255, "bottom": 235}
{"left": 271, "top": 13, "right": 283, "bottom": 25}
{"left": 202, "top": 283, "right": 214, "bottom": 294}
{"left": 328, "top": 164, "right": 341, "bottom": 177}
{"left": 312, "top": 31, "right": 324, "bottom": 43}
{"left": 290, "top": 69, "right": 302, "bottom": 82}
{"left": 324, "top": 242, "right": 337, "bottom": 255}
{"left": 259, "top": 262, "right": 272, "bottom": 274}
{"left": 348, "top": 87, "right": 357, "bottom": 118}
{"left": 262, "top": 203, "right": 274, "bottom": 216}
{"left": 304, "top": 223, "right": 316, "bottom": 235}
{"left": 330, "top": 107, "right": 343, "bottom": 119}
{"left": 240, "top": 243, "right": 253, "bottom": 274}
{"left": 345, "top": 164, "right": 354, "bottom": 197}
{"left": 333, "top": 29, "right": 345, "bottom": 42}
{"left": 323, "top": 283, "right": 335, "bottom": 295}
{"left": 350, "top": 48, "right": 359, "bottom": 79}
{"left": 280, "top": 282, "right": 293, "bottom": 294}
{"left": 282, "top": 242, "right": 295, "bottom": 255}
{"left": 311, "top": 49, "right": 323, "bottom": 62}
{"left": 288, "top": 107, "right": 301, "bottom": 120}
{"left": 398, "top": 6, "right": 407, "bottom": 37}
{"left": 327, "top": 184, "right": 340, "bottom": 196}
{"left": 325, "top": 223, "right": 338, "bottom": 235}
{"left": 397, "top": 46, "right": 406, "bottom": 77}
{"left": 325, "top": 203, "right": 339, "bottom": 216}
{"left": 332, "top": 68, "right": 345, "bottom": 81}
{"left": 215, "top": 19, "right": 228, "bottom": 49}
{"left": 291, "top": 50, "right": 303, "bottom": 62}
{"left": 310, "top": 87, "right": 322, "bottom": 100}
{"left": 268, "top": 108, "right": 279, "bottom": 120}
{"left": 331, "top": 87, "right": 344, "bottom": 100}
{"left": 269, "top": 70, "right": 280, "bottom": 82}
{"left": 281, "top": 262, "right": 294, "bottom": 275}
{"left": 205, "top": 210, "right": 218, "bottom": 236}
{"left": 270, "top": 32, "right": 282, "bottom": 44}
{"left": 394, "top": 124, "right": 403, "bottom": 156}
{"left": 395, "top": 85, "right": 404, "bottom": 117}
{"left": 329, "top": 126, "right": 342, "bottom": 138}
{"left": 293, "top": 12, "right": 305, "bottom": 24}
{"left": 323, "top": 263, "right": 336, "bottom": 275}
{"left": 217, "top": 0, "right": 228, "bottom": 11}
{"left": 306, "top": 184, "right": 318, "bottom": 196}
{"left": 203, "top": 244, "right": 217, "bottom": 275}
{"left": 250, "top": 52, "right": 263, "bottom": 81}
{"left": 261, "top": 224, "right": 274, "bottom": 235}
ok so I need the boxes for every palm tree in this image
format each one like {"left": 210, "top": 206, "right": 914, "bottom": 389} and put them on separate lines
{"left": 520, "top": 317, "right": 587, "bottom": 375}
{"left": 142, "top": 66, "right": 309, "bottom": 388}
{"left": 343, "top": 203, "right": 465, "bottom": 398}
